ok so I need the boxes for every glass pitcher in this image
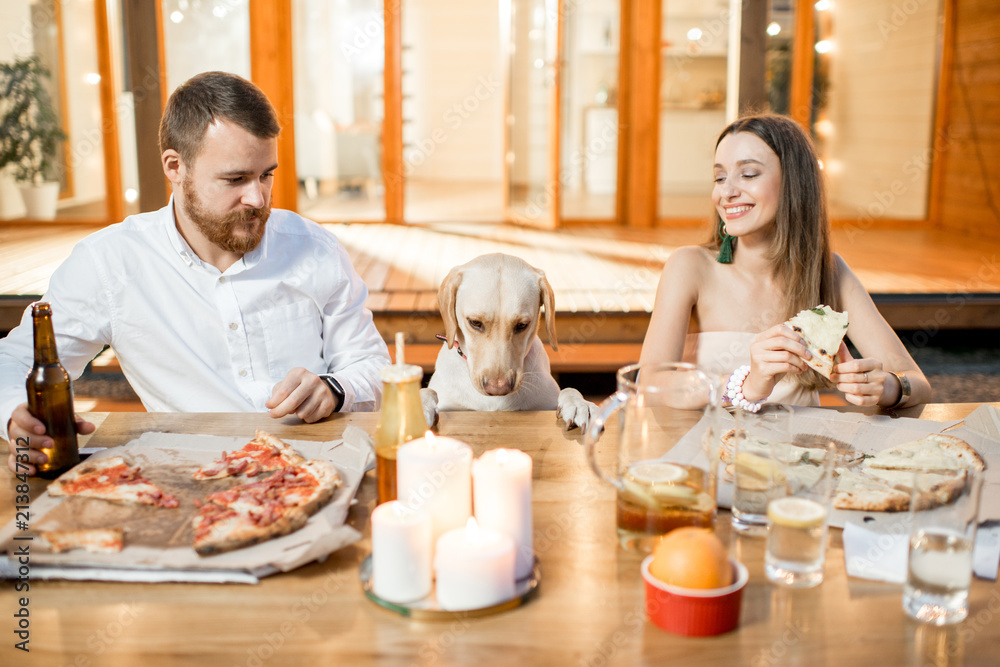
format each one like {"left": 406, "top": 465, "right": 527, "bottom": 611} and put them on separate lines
{"left": 585, "top": 362, "right": 721, "bottom": 553}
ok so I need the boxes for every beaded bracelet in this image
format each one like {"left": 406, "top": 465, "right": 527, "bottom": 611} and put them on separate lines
{"left": 726, "top": 365, "right": 764, "bottom": 413}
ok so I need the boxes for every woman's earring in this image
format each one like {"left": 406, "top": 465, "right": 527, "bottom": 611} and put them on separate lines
{"left": 716, "top": 219, "right": 735, "bottom": 264}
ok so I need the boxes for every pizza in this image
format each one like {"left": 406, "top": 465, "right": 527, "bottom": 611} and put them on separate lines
{"left": 833, "top": 434, "right": 983, "bottom": 512}
{"left": 193, "top": 430, "right": 305, "bottom": 480}
{"left": 862, "top": 434, "right": 985, "bottom": 473}
{"left": 37, "top": 528, "right": 125, "bottom": 554}
{"left": 47, "top": 456, "right": 180, "bottom": 508}
{"left": 192, "top": 460, "right": 341, "bottom": 556}
{"left": 785, "top": 305, "right": 849, "bottom": 379}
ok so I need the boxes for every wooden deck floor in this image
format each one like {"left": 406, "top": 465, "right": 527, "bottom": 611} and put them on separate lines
{"left": 3, "top": 221, "right": 999, "bottom": 354}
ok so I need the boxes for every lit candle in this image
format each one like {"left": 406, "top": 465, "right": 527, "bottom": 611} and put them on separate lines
{"left": 396, "top": 431, "right": 473, "bottom": 545}
{"left": 370, "top": 501, "right": 432, "bottom": 604}
{"left": 473, "top": 448, "right": 534, "bottom": 579}
{"left": 434, "top": 518, "right": 516, "bottom": 610}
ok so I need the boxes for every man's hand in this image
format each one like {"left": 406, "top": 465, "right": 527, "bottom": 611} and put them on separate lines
{"left": 266, "top": 368, "right": 337, "bottom": 423}
{"left": 6, "top": 402, "right": 96, "bottom": 476}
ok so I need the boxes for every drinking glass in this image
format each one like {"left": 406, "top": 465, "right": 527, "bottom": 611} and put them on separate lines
{"left": 585, "top": 363, "right": 720, "bottom": 553}
{"left": 903, "top": 468, "right": 983, "bottom": 625}
{"left": 731, "top": 405, "right": 794, "bottom": 535}
{"left": 764, "top": 437, "right": 836, "bottom": 588}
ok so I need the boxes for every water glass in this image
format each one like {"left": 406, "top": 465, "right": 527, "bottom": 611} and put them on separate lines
{"left": 731, "top": 405, "right": 793, "bottom": 535}
{"left": 764, "top": 437, "right": 836, "bottom": 588}
{"left": 903, "top": 468, "right": 983, "bottom": 625}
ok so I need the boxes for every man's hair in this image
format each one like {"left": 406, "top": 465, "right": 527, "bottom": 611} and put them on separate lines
{"left": 707, "top": 113, "right": 838, "bottom": 390}
{"left": 158, "top": 71, "right": 281, "bottom": 166}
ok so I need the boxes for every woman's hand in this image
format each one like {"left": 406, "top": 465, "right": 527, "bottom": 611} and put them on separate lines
{"left": 831, "top": 343, "right": 887, "bottom": 407}
{"left": 744, "top": 325, "right": 812, "bottom": 401}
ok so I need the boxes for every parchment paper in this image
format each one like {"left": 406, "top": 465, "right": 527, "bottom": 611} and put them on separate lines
{"left": 664, "top": 406, "right": 1000, "bottom": 528}
{"left": 0, "top": 426, "right": 374, "bottom": 583}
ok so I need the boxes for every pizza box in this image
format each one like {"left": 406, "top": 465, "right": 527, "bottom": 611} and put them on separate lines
{"left": 0, "top": 426, "right": 374, "bottom": 584}
{"left": 665, "top": 405, "right": 1000, "bottom": 529}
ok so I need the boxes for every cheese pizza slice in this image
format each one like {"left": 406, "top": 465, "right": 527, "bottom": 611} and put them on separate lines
{"left": 193, "top": 430, "right": 305, "bottom": 480}
{"left": 192, "top": 460, "right": 341, "bottom": 556}
{"left": 785, "top": 305, "right": 849, "bottom": 379}
{"left": 863, "top": 434, "right": 985, "bottom": 473}
{"left": 37, "top": 528, "right": 125, "bottom": 554}
{"left": 47, "top": 456, "right": 180, "bottom": 508}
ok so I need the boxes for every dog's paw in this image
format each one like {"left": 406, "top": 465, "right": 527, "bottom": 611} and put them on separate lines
{"left": 419, "top": 387, "right": 440, "bottom": 429}
{"left": 556, "top": 387, "right": 598, "bottom": 432}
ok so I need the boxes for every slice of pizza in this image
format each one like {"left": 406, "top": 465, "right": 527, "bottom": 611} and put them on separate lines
{"left": 192, "top": 460, "right": 341, "bottom": 556}
{"left": 833, "top": 467, "right": 911, "bottom": 512}
{"left": 37, "top": 528, "right": 125, "bottom": 554}
{"left": 785, "top": 305, "right": 849, "bottom": 379}
{"left": 863, "top": 434, "right": 985, "bottom": 473}
{"left": 193, "top": 430, "right": 305, "bottom": 480}
{"left": 47, "top": 456, "right": 180, "bottom": 508}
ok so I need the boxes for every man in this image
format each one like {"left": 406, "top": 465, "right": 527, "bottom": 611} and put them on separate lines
{"left": 1, "top": 71, "right": 390, "bottom": 475}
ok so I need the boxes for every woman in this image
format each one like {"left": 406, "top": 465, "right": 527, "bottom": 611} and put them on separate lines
{"left": 639, "top": 114, "right": 930, "bottom": 409}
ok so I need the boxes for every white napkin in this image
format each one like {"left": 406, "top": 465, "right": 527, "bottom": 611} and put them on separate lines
{"left": 843, "top": 520, "right": 910, "bottom": 584}
{"left": 843, "top": 520, "right": 1000, "bottom": 583}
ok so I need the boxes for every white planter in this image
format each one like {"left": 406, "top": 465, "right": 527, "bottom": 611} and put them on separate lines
{"left": 19, "top": 181, "right": 60, "bottom": 220}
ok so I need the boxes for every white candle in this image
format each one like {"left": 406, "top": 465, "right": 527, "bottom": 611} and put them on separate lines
{"left": 370, "top": 501, "right": 432, "bottom": 604}
{"left": 434, "top": 518, "right": 516, "bottom": 610}
{"left": 396, "top": 432, "right": 473, "bottom": 545}
{"left": 473, "top": 448, "right": 534, "bottom": 579}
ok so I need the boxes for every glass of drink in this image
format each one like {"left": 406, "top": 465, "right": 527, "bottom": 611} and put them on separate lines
{"left": 730, "top": 405, "right": 793, "bottom": 535}
{"left": 764, "top": 437, "right": 836, "bottom": 588}
{"left": 585, "top": 363, "right": 720, "bottom": 553}
{"left": 903, "top": 468, "right": 983, "bottom": 625}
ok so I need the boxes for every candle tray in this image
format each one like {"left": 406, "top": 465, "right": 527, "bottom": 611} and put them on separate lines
{"left": 359, "top": 555, "right": 541, "bottom": 620}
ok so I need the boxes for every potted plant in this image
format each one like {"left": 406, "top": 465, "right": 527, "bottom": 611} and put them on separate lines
{"left": 0, "top": 56, "right": 67, "bottom": 219}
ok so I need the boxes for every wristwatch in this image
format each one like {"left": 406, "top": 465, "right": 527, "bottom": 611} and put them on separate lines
{"left": 320, "top": 375, "right": 345, "bottom": 412}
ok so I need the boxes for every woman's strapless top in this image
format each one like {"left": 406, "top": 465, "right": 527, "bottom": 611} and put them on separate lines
{"left": 681, "top": 331, "right": 819, "bottom": 407}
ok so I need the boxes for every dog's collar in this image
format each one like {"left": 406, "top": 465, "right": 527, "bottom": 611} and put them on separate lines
{"left": 435, "top": 334, "right": 467, "bottom": 360}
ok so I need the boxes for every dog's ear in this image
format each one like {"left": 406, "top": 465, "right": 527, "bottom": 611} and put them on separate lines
{"left": 538, "top": 272, "right": 558, "bottom": 351}
{"left": 438, "top": 266, "right": 464, "bottom": 347}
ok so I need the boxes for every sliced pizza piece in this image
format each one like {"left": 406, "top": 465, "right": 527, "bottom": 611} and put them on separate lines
{"left": 192, "top": 460, "right": 341, "bottom": 556}
{"left": 785, "top": 305, "right": 849, "bottom": 379}
{"left": 864, "top": 468, "right": 968, "bottom": 510}
{"left": 37, "top": 528, "right": 125, "bottom": 554}
{"left": 863, "top": 434, "right": 985, "bottom": 473}
{"left": 47, "top": 456, "right": 180, "bottom": 508}
{"left": 193, "top": 430, "right": 305, "bottom": 480}
{"left": 833, "top": 467, "right": 911, "bottom": 512}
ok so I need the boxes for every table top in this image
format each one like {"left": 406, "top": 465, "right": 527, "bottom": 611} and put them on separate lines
{"left": 1, "top": 403, "right": 997, "bottom": 666}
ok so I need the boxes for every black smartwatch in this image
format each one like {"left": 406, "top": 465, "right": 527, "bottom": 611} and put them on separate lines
{"left": 320, "top": 374, "right": 345, "bottom": 412}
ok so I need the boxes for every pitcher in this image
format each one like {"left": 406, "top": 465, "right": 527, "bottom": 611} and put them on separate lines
{"left": 585, "top": 362, "right": 721, "bottom": 553}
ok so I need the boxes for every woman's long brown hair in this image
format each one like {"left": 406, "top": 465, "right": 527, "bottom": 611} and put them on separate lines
{"left": 707, "top": 114, "right": 840, "bottom": 390}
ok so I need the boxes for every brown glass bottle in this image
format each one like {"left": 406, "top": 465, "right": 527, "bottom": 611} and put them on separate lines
{"left": 26, "top": 302, "right": 79, "bottom": 478}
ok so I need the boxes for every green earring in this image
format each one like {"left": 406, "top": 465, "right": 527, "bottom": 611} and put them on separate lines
{"left": 716, "top": 219, "right": 735, "bottom": 264}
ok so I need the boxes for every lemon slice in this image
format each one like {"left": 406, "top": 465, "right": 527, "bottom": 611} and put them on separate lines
{"left": 626, "top": 462, "right": 688, "bottom": 485}
{"left": 735, "top": 452, "right": 785, "bottom": 483}
{"left": 767, "top": 497, "right": 827, "bottom": 529}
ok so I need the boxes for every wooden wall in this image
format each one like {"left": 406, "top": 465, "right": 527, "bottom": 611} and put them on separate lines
{"left": 935, "top": 0, "right": 1000, "bottom": 239}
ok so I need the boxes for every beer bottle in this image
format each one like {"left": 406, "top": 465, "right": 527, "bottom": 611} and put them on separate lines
{"left": 26, "top": 302, "right": 79, "bottom": 477}
{"left": 373, "top": 363, "right": 427, "bottom": 504}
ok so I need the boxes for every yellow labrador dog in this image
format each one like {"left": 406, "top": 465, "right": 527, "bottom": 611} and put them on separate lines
{"left": 420, "top": 253, "right": 597, "bottom": 430}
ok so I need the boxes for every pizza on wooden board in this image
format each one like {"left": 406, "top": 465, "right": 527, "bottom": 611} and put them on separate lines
{"left": 47, "top": 456, "right": 180, "bottom": 508}
{"left": 192, "top": 460, "right": 341, "bottom": 556}
{"left": 785, "top": 305, "right": 849, "bottom": 379}
{"left": 193, "top": 430, "right": 306, "bottom": 480}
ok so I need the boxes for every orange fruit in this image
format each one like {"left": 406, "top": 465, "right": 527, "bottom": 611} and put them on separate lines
{"left": 649, "top": 527, "right": 733, "bottom": 589}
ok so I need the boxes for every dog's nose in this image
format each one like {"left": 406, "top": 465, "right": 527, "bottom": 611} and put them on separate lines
{"left": 482, "top": 375, "right": 514, "bottom": 396}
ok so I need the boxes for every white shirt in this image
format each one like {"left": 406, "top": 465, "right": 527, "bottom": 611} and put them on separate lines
{"left": 0, "top": 201, "right": 390, "bottom": 440}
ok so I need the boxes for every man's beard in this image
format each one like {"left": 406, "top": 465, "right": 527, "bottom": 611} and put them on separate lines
{"left": 181, "top": 176, "right": 270, "bottom": 254}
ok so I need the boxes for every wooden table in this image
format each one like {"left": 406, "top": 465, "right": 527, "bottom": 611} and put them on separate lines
{"left": 1, "top": 404, "right": 998, "bottom": 665}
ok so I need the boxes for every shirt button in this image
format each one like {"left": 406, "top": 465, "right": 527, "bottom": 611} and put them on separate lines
{"left": 229, "top": 322, "right": 238, "bottom": 330}
{"left": 239, "top": 369, "right": 247, "bottom": 377}
{"left": 219, "top": 276, "right": 226, "bottom": 283}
